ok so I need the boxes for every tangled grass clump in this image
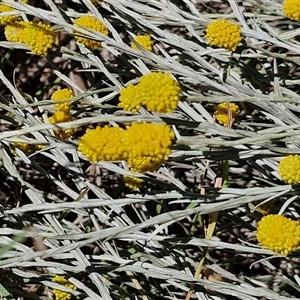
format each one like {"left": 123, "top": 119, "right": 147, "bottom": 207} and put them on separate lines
{"left": 1, "top": 0, "right": 300, "bottom": 299}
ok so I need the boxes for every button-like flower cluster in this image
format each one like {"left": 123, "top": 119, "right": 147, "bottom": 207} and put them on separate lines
{"left": 0, "top": 0, "right": 29, "bottom": 26}
{"left": 10, "top": 139, "right": 44, "bottom": 156}
{"left": 214, "top": 102, "right": 240, "bottom": 126}
{"left": 5, "top": 21, "right": 55, "bottom": 55}
{"left": 123, "top": 175, "right": 144, "bottom": 190}
{"left": 278, "top": 154, "right": 300, "bottom": 184}
{"left": 79, "top": 122, "right": 174, "bottom": 172}
{"left": 73, "top": 15, "right": 108, "bottom": 50}
{"left": 119, "top": 72, "right": 181, "bottom": 113}
{"left": 52, "top": 275, "right": 76, "bottom": 300}
{"left": 48, "top": 88, "right": 80, "bottom": 139}
{"left": 257, "top": 214, "right": 300, "bottom": 255}
{"left": 125, "top": 122, "right": 174, "bottom": 173}
{"left": 205, "top": 19, "right": 242, "bottom": 52}
{"left": 119, "top": 84, "right": 141, "bottom": 113}
{"left": 78, "top": 126, "right": 127, "bottom": 162}
{"left": 51, "top": 88, "right": 74, "bottom": 111}
{"left": 131, "top": 35, "right": 154, "bottom": 51}
{"left": 283, "top": 0, "right": 300, "bottom": 20}
{"left": 0, "top": 4, "right": 19, "bottom": 26}
{"left": 48, "top": 110, "right": 79, "bottom": 139}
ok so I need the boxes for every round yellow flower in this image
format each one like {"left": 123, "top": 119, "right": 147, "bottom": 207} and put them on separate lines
{"left": 0, "top": 0, "right": 29, "bottom": 26}
{"left": 4, "top": 21, "right": 25, "bottom": 42}
{"left": 10, "top": 135, "right": 45, "bottom": 156}
{"left": 283, "top": 0, "right": 300, "bottom": 20}
{"left": 214, "top": 102, "right": 240, "bottom": 126}
{"left": 5, "top": 21, "right": 55, "bottom": 55}
{"left": 123, "top": 175, "right": 144, "bottom": 190}
{"left": 257, "top": 214, "right": 300, "bottom": 255}
{"left": 10, "top": 142, "right": 37, "bottom": 156}
{"left": 51, "top": 89, "right": 74, "bottom": 111}
{"left": 124, "top": 122, "right": 174, "bottom": 173}
{"left": 205, "top": 19, "right": 241, "bottom": 52}
{"left": 138, "top": 72, "right": 181, "bottom": 113}
{"left": 278, "top": 154, "right": 300, "bottom": 184}
{"left": 49, "top": 110, "right": 79, "bottom": 139}
{"left": 0, "top": 4, "right": 19, "bottom": 26}
{"left": 73, "top": 15, "right": 108, "bottom": 50}
{"left": 78, "top": 126, "right": 127, "bottom": 163}
{"left": 131, "top": 35, "right": 154, "bottom": 51}
{"left": 118, "top": 84, "right": 142, "bottom": 113}
{"left": 52, "top": 275, "right": 76, "bottom": 300}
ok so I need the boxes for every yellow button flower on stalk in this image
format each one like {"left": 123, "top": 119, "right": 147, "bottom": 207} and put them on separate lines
{"left": 283, "top": 0, "right": 300, "bottom": 20}
{"left": 278, "top": 154, "right": 300, "bottom": 184}
{"left": 119, "top": 72, "right": 181, "bottom": 114}
{"left": 214, "top": 102, "right": 240, "bottom": 126}
{"left": 78, "top": 126, "right": 127, "bottom": 163}
{"left": 123, "top": 175, "right": 144, "bottom": 190}
{"left": 49, "top": 110, "right": 80, "bottom": 139}
{"left": 119, "top": 83, "right": 142, "bottom": 113}
{"left": 0, "top": 4, "right": 19, "bottom": 26}
{"left": 131, "top": 34, "right": 154, "bottom": 51}
{"left": 5, "top": 21, "right": 55, "bottom": 55}
{"left": 73, "top": 15, "right": 108, "bottom": 50}
{"left": 51, "top": 89, "right": 74, "bottom": 111}
{"left": 0, "top": 0, "right": 29, "bottom": 26}
{"left": 257, "top": 214, "right": 300, "bottom": 256}
{"left": 10, "top": 141, "right": 38, "bottom": 156}
{"left": 5, "top": 21, "right": 26, "bottom": 42}
{"left": 52, "top": 275, "right": 76, "bottom": 300}
{"left": 139, "top": 72, "right": 181, "bottom": 113}
{"left": 205, "top": 19, "right": 242, "bottom": 52}
{"left": 124, "top": 122, "right": 174, "bottom": 173}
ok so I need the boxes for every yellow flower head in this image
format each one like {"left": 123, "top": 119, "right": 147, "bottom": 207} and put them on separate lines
{"left": 278, "top": 154, "right": 300, "bottom": 184}
{"left": 214, "top": 102, "right": 240, "bottom": 126}
{"left": 0, "top": 0, "right": 29, "bottom": 26}
{"left": 123, "top": 175, "right": 144, "bottom": 190}
{"left": 257, "top": 214, "right": 300, "bottom": 255}
{"left": 118, "top": 83, "right": 142, "bottom": 113}
{"left": 51, "top": 89, "right": 74, "bottom": 111}
{"left": 283, "top": 0, "right": 300, "bottom": 20}
{"left": 131, "top": 35, "right": 154, "bottom": 51}
{"left": 139, "top": 72, "right": 181, "bottom": 113}
{"left": 125, "top": 122, "right": 174, "bottom": 173}
{"left": 49, "top": 110, "right": 79, "bottom": 139}
{"left": 10, "top": 134, "right": 45, "bottom": 156}
{"left": 5, "top": 21, "right": 55, "bottom": 55}
{"left": 52, "top": 275, "right": 76, "bottom": 300}
{"left": 205, "top": 19, "right": 242, "bottom": 52}
{"left": 4, "top": 21, "right": 25, "bottom": 42}
{"left": 73, "top": 15, "right": 108, "bottom": 50}
{"left": 10, "top": 141, "right": 37, "bottom": 156}
{"left": 0, "top": 4, "right": 19, "bottom": 26}
{"left": 78, "top": 125, "right": 127, "bottom": 163}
